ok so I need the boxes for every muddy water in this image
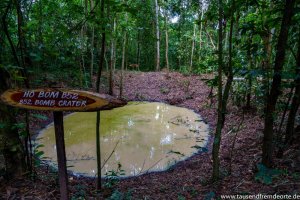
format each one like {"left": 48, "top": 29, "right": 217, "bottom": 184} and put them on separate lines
{"left": 37, "top": 102, "right": 209, "bottom": 177}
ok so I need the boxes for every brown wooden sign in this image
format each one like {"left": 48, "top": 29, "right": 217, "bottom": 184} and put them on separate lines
{"left": 0, "top": 88, "right": 124, "bottom": 111}
{"left": 1, "top": 88, "right": 127, "bottom": 199}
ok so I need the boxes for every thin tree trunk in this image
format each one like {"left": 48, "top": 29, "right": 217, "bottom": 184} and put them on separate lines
{"left": 284, "top": 31, "right": 300, "bottom": 144}
{"left": 80, "top": 26, "right": 87, "bottom": 88}
{"left": 198, "top": 7, "right": 204, "bottom": 63}
{"left": 212, "top": 0, "right": 235, "bottom": 181}
{"left": 246, "top": 35, "right": 253, "bottom": 108}
{"left": 262, "top": 0, "right": 295, "bottom": 167}
{"left": 90, "top": 0, "right": 95, "bottom": 82}
{"left": 275, "top": 85, "right": 295, "bottom": 158}
{"left": 113, "top": 19, "right": 117, "bottom": 71}
{"left": 14, "top": 0, "right": 30, "bottom": 87}
{"left": 136, "top": 29, "right": 141, "bottom": 66}
{"left": 14, "top": 0, "right": 33, "bottom": 175}
{"left": 105, "top": 54, "right": 108, "bottom": 71}
{"left": 189, "top": 24, "right": 196, "bottom": 72}
{"left": 109, "top": 17, "right": 116, "bottom": 95}
{"left": 154, "top": 0, "right": 160, "bottom": 71}
{"left": 95, "top": 0, "right": 106, "bottom": 192}
{"left": 90, "top": 26, "right": 95, "bottom": 79}
{"left": 119, "top": 30, "right": 127, "bottom": 98}
{"left": 125, "top": 40, "right": 129, "bottom": 71}
{"left": 212, "top": 0, "right": 224, "bottom": 181}
{"left": 205, "top": 28, "right": 216, "bottom": 50}
{"left": 221, "top": 0, "right": 234, "bottom": 128}
{"left": 164, "top": 11, "right": 169, "bottom": 71}
{"left": 37, "top": 0, "right": 44, "bottom": 74}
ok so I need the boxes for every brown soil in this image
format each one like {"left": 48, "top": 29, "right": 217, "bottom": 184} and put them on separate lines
{"left": 1, "top": 71, "right": 299, "bottom": 199}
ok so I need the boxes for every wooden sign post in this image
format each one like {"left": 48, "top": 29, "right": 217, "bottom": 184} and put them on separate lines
{"left": 1, "top": 88, "right": 126, "bottom": 200}
{"left": 53, "top": 111, "right": 68, "bottom": 200}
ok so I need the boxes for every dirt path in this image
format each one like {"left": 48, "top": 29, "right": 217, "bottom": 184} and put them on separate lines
{"left": 1, "top": 71, "right": 299, "bottom": 199}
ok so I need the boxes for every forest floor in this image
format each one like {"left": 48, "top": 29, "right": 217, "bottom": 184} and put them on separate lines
{"left": 1, "top": 71, "right": 300, "bottom": 199}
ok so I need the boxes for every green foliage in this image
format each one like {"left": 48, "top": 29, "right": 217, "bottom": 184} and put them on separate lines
{"left": 3, "top": 65, "right": 25, "bottom": 83}
{"left": 205, "top": 76, "right": 218, "bottom": 87}
{"left": 12, "top": 122, "right": 25, "bottom": 130}
{"left": 32, "top": 143, "right": 45, "bottom": 167}
{"left": 104, "top": 162, "right": 125, "bottom": 189}
{"left": 255, "top": 163, "right": 283, "bottom": 185}
{"left": 179, "top": 66, "right": 190, "bottom": 75}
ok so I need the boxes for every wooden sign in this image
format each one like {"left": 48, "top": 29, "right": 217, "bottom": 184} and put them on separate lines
{"left": 0, "top": 88, "right": 127, "bottom": 200}
{"left": 0, "top": 88, "right": 126, "bottom": 111}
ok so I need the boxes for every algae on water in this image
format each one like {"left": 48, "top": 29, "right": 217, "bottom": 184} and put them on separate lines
{"left": 37, "top": 101, "right": 209, "bottom": 176}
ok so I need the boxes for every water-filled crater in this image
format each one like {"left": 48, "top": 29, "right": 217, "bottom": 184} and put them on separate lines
{"left": 37, "top": 101, "right": 209, "bottom": 177}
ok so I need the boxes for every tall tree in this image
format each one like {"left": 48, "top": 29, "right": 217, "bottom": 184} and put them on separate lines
{"left": 198, "top": 4, "right": 204, "bottom": 63}
{"left": 212, "top": 0, "right": 224, "bottom": 181}
{"left": 109, "top": 17, "right": 116, "bottom": 95}
{"left": 95, "top": 0, "right": 106, "bottom": 191}
{"left": 212, "top": 0, "right": 235, "bottom": 180}
{"left": 284, "top": 30, "right": 300, "bottom": 144}
{"left": 119, "top": 29, "right": 127, "bottom": 98}
{"left": 90, "top": 0, "right": 96, "bottom": 84}
{"left": 189, "top": 23, "right": 196, "bottom": 72}
{"left": 154, "top": 0, "right": 160, "bottom": 71}
{"left": 164, "top": 9, "right": 169, "bottom": 71}
{"left": 262, "top": 0, "right": 295, "bottom": 167}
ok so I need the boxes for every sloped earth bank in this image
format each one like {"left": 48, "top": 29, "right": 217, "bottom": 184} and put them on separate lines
{"left": 1, "top": 71, "right": 300, "bottom": 199}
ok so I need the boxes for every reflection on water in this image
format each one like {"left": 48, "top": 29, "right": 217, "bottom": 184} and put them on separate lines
{"left": 37, "top": 102, "right": 209, "bottom": 177}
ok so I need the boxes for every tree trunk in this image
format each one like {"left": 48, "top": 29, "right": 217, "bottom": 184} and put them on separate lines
{"left": 205, "top": 28, "right": 216, "bottom": 50}
{"left": 14, "top": 0, "right": 33, "bottom": 174}
{"left": 109, "top": 17, "right": 116, "bottom": 95}
{"left": 80, "top": 26, "right": 86, "bottom": 88}
{"left": 212, "top": 0, "right": 224, "bottom": 181}
{"left": 221, "top": 0, "right": 234, "bottom": 128}
{"left": 95, "top": 0, "right": 106, "bottom": 192}
{"left": 90, "top": 26, "right": 95, "bottom": 80}
{"left": 189, "top": 24, "right": 196, "bottom": 72}
{"left": 284, "top": 31, "right": 300, "bottom": 143}
{"left": 0, "top": 67, "right": 26, "bottom": 178}
{"left": 154, "top": 0, "right": 160, "bottom": 71}
{"left": 14, "top": 0, "right": 30, "bottom": 88}
{"left": 212, "top": 0, "right": 235, "bottom": 181}
{"left": 119, "top": 30, "right": 127, "bottom": 98}
{"left": 198, "top": 7, "right": 204, "bottom": 63}
{"left": 113, "top": 18, "right": 117, "bottom": 71}
{"left": 37, "top": 0, "right": 44, "bottom": 74}
{"left": 90, "top": 0, "right": 95, "bottom": 83}
{"left": 164, "top": 10, "right": 169, "bottom": 71}
{"left": 246, "top": 35, "right": 253, "bottom": 108}
{"left": 136, "top": 29, "right": 141, "bottom": 66}
{"left": 262, "top": 0, "right": 295, "bottom": 167}
{"left": 262, "top": 31, "right": 272, "bottom": 108}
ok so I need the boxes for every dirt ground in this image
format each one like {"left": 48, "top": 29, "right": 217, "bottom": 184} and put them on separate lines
{"left": 1, "top": 71, "right": 299, "bottom": 199}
